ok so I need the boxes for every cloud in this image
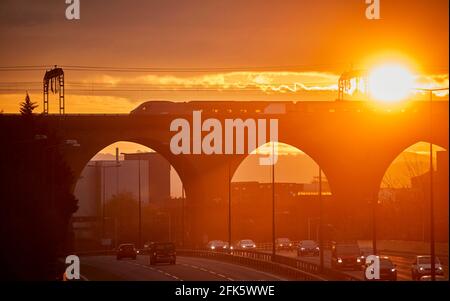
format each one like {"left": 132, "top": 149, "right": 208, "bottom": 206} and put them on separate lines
{"left": 81, "top": 71, "right": 340, "bottom": 95}
{"left": 413, "top": 74, "right": 449, "bottom": 96}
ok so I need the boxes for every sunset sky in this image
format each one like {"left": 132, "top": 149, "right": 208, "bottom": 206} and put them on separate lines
{"left": 0, "top": 0, "right": 448, "bottom": 113}
{"left": 1, "top": 0, "right": 448, "bottom": 196}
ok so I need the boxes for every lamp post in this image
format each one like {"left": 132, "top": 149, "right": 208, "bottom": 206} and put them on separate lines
{"left": 181, "top": 184, "right": 185, "bottom": 247}
{"left": 121, "top": 152, "right": 143, "bottom": 249}
{"left": 138, "top": 155, "right": 142, "bottom": 248}
{"left": 228, "top": 160, "right": 232, "bottom": 254}
{"left": 426, "top": 89, "right": 436, "bottom": 281}
{"left": 115, "top": 147, "right": 120, "bottom": 195}
{"left": 414, "top": 87, "right": 449, "bottom": 281}
{"left": 271, "top": 142, "right": 276, "bottom": 261}
{"left": 318, "top": 167, "right": 324, "bottom": 272}
{"left": 372, "top": 191, "right": 378, "bottom": 256}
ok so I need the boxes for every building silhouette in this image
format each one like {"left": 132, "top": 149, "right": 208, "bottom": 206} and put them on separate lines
{"left": 72, "top": 152, "right": 171, "bottom": 249}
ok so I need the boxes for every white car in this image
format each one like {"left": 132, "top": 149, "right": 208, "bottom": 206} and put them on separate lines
{"left": 235, "top": 239, "right": 257, "bottom": 250}
{"left": 411, "top": 255, "right": 444, "bottom": 280}
{"left": 206, "top": 240, "right": 229, "bottom": 251}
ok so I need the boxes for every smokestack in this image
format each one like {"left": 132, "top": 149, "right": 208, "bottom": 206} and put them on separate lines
{"left": 116, "top": 147, "right": 119, "bottom": 163}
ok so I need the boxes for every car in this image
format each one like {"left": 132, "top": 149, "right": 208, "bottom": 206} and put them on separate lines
{"left": 364, "top": 256, "right": 397, "bottom": 281}
{"left": 206, "top": 240, "right": 230, "bottom": 251}
{"left": 148, "top": 242, "right": 176, "bottom": 265}
{"left": 331, "top": 242, "right": 364, "bottom": 270}
{"left": 275, "top": 238, "right": 294, "bottom": 251}
{"left": 297, "top": 240, "right": 320, "bottom": 256}
{"left": 411, "top": 255, "right": 444, "bottom": 280}
{"left": 116, "top": 243, "right": 137, "bottom": 260}
{"left": 234, "top": 239, "right": 257, "bottom": 250}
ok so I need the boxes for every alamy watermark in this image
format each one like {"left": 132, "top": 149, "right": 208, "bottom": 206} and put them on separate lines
{"left": 365, "top": 0, "right": 380, "bottom": 20}
{"left": 64, "top": 255, "right": 80, "bottom": 280}
{"left": 169, "top": 111, "right": 279, "bottom": 165}
{"left": 365, "top": 255, "right": 381, "bottom": 280}
{"left": 64, "top": 1, "right": 379, "bottom": 21}
{"left": 65, "top": 0, "right": 80, "bottom": 20}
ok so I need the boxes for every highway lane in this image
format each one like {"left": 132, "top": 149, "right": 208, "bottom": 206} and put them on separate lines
{"left": 80, "top": 255, "right": 286, "bottom": 281}
{"left": 79, "top": 252, "right": 448, "bottom": 281}
{"left": 272, "top": 249, "right": 448, "bottom": 281}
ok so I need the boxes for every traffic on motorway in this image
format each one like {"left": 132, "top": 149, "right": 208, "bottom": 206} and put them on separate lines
{"left": 200, "top": 238, "right": 449, "bottom": 281}
{"left": 75, "top": 238, "right": 448, "bottom": 281}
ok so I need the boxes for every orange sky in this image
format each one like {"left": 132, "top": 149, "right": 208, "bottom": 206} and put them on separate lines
{"left": 1, "top": 1, "right": 448, "bottom": 196}
{"left": 0, "top": 0, "right": 448, "bottom": 113}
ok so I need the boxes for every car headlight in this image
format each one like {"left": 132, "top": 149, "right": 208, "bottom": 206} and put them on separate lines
{"left": 211, "top": 246, "right": 215, "bottom": 250}
{"left": 300, "top": 247, "right": 305, "bottom": 250}
{"left": 357, "top": 258, "right": 361, "bottom": 263}
{"left": 337, "top": 258, "right": 343, "bottom": 263}
{"left": 391, "top": 268, "right": 396, "bottom": 272}
{"left": 253, "top": 244, "right": 256, "bottom": 248}
{"left": 419, "top": 267, "right": 424, "bottom": 271}
{"left": 230, "top": 246, "right": 233, "bottom": 250}
{"left": 438, "top": 266, "right": 443, "bottom": 271}
{"left": 316, "top": 247, "right": 320, "bottom": 250}
{"left": 242, "top": 245, "right": 246, "bottom": 248}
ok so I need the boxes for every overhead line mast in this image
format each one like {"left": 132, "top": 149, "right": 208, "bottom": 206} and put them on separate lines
{"left": 43, "top": 65, "right": 65, "bottom": 115}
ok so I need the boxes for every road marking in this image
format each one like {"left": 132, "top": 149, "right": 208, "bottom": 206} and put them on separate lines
{"left": 180, "top": 263, "right": 235, "bottom": 281}
{"left": 180, "top": 257, "right": 287, "bottom": 281}
{"left": 123, "top": 260, "right": 182, "bottom": 281}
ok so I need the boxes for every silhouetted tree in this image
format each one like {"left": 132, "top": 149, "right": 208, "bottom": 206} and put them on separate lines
{"left": 0, "top": 97, "right": 78, "bottom": 280}
{"left": 19, "top": 92, "right": 38, "bottom": 116}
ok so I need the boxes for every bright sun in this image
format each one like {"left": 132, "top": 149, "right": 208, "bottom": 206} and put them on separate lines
{"left": 368, "top": 64, "right": 414, "bottom": 102}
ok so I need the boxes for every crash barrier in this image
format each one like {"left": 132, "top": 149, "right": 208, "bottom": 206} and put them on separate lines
{"left": 255, "top": 241, "right": 333, "bottom": 251}
{"left": 176, "top": 249, "right": 325, "bottom": 281}
{"left": 177, "top": 249, "right": 360, "bottom": 281}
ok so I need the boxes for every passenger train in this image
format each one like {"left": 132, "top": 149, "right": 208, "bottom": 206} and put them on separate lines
{"left": 130, "top": 100, "right": 290, "bottom": 115}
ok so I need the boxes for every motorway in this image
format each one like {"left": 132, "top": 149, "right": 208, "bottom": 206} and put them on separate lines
{"left": 79, "top": 251, "right": 448, "bottom": 281}
{"left": 80, "top": 255, "right": 286, "bottom": 281}
{"left": 273, "top": 249, "right": 449, "bottom": 281}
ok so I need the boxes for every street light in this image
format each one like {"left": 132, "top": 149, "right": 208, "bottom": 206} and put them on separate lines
{"left": 271, "top": 142, "right": 276, "bottom": 261}
{"left": 228, "top": 159, "right": 232, "bottom": 254}
{"left": 414, "top": 87, "right": 449, "bottom": 281}
{"left": 318, "top": 167, "right": 324, "bottom": 272}
{"left": 121, "top": 152, "right": 143, "bottom": 249}
{"left": 181, "top": 184, "right": 185, "bottom": 248}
